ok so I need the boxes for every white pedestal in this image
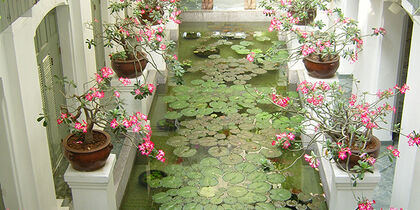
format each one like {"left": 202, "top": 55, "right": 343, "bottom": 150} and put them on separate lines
{"left": 315, "top": 143, "right": 381, "bottom": 210}
{"left": 64, "top": 154, "right": 117, "bottom": 210}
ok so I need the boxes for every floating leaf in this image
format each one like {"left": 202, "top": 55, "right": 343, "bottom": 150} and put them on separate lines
{"left": 248, "top": 182, "right": 271, "bottom": 193}
{"left": 152, "top": 192, "right": 172, "bottom": 204}
{"left": 201, "top": 167, "right": 223, "bottom": 177}
{"left": 270, "top": 189, "right": 291, "bottom": 201}
{"left": 160, "top": 176, "right": 183, "bottom": 188}
{"left": 200, "top": 157, "right": 220, "bottom": 167}
{"left": 178, "top": 186, "right": 198, "bottom": 198}
{"left": 246, "top": 153, "right": 266, "bottom": 165}
{"left": 208, "top": 146, "right": 229, "bottom": 157}
{"left": 169, "top": 100, "right": 189, "bottom": 109}
{"left": 240, "top": 41, "right": 254, "bottom": 46}
{"left": 260, "top": 148, "right": 282, "bottom": 158}
{"left": 164, "top": 164, "right": 183, "bottom": 175}
{"left": 227, "top": 186, "right": 248, "bottom": 198}
{"left": 167, "top": 136, "right": 189, "bottom": 147}
{"left": 255, "top": 203, "right": 276, "bottom": 210}
{"left": 199, "top": 187, "right": 217, "bottom": 198}
{"left": 223, "top": 172, "right": 245, "bottom": 184}
{"left": 164, "top": 111, "right": 182, "bottom": 120}
{"left": 223, "top": 197, "right": 237, "bottom": 205}
{"left": 173, "top": 146, "right": 197, "bottom": 157}
{"left": 199, "top": 176, "right": 218, "bottom": 187}
{"left": 242, "top": 142, "right": 261, "bottom": 152}
{"left": 267, "top": 173, "right": 286, "bottom": 184}
{"left": 181, "top": 107, "right": 198, "bottom": 117}
{"left": 297, "top": 192, "right": 312, "bottom": 204}
{"left": 235, "top": 162, "right": 257, "bottom": 173}
{"left": 163, "top": 95, "right": 177, "bottom": 103}
{"left": 247, "top": 171, "right": 267, "bottom": 182}
{"left": 183, "top": 203, "right": 204, "bottom": 210}
{"left": 210, "top": 196, "right": 223, "bottom": 205}
{"left": 220, "top": 154, "right": 243, "bottom": 165}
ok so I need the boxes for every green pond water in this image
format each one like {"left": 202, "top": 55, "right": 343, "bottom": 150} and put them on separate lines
{"left": 120, "top": 22, "right": 326, "bottom": 210}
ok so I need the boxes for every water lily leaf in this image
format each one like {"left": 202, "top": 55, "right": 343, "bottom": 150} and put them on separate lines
{"left": 242, "top": 142, "right": 261, "bottom": 152}
{"left": 240, "top": 41, "right": 254, "bottom": 46}
{"left": 248, "top": 182, "right": 271, "bottom": 193}
{"left": 178, "top": 186, "right": 198, "bottom": 198}
{"left": 167, "top": 136, "right": 189, "bottom": 147}
{"left": 235, "top": 162, "right": 257, "bottom": 173}
{"left": 197, "top": 108, "right": 213, "bottom": 116}
{"left": 187, "top": 172, "right": 203, "bottom": 179}
{"left": 199, "top": 176, "right": 218, "bottom": 187}
{"left": 152, "top": 192, "right": 172, "bottom": 204}
{"left": 201, "top": 167, "right": 223, "bottom": 177}
{"left": 160, "top": 176, "right": 183, "bottom": 188}
{"left": 183, "top": 203, "right": 204, "bottom": 210}
{"left": 227, "top": 186, "right": 248, "bottom": 198}
{"left": 236, "top": 49, "right": 251, "bottom": 55}
{"left": 223, "top": 172, "right": 245, "bottom": 184}
{"left": 164, "top": 112, "right": 183, "bottom": 121}
{"left": 256, "top": 36, "right": 271, "bottom": 42}
{"left": 208, "top": 54, "right": 222, "bottom": 59}
{"left": 231, "top": 45, "right": 246, "bottom": 51}
{"left": 169, "top": 100, "right": 189, "bottom": 110}
{"left": 200, "top": 157, "right": 220, "bottom": 167}
{"left": 163, "top": 95, "right": 177, "bottom": 103}
{"left": 220, "top": 154, "right": 243, "bottom": 165}
{"left": 191, "top": 79, "right": 205, "bottom": 86}
{"left": 247, "top": 171, "right": 267, "bottom": 182}
{"left": 297, "top": 192, "right": 312, "bottom": 203}
{"left": 199, "top": 187, "right": 217, "bottom": 198}
{"left": 208, "top": 146, "right": 229, "bottom": 157}
{"left": 246, "top": 153, "right": 266, "bottom": 165}
{"left": 223, "top": 197, "right": 237, "bottom": 205}
{"left": 209, "top": 101, "right": 227, "bottom": 109}
{"left": 181, "top": 107, "right": 198, "bottom": 117}
{"left": 173, "top": 85, "right": 190, "bottom": 94}
{"left": 270, "top": 188, "right": 291, "bottom": 201}
{"left": 198, "top": 137, "right": 218, "bottom": 147}
{"left": 255, "top": 203, "right": 275, "bottom": 210}
{"left": 260, "top": 148, "right": 282, "bottom": 158}
{"left": 203, "top": 204, "right": 218, "bottom": 210}
{"left": 210, "top": 196, "right": 223, "bottom": 205}
{"left": 173, "top": 146, "right": 197, "bottom": 157}
{"left": 164, "top": 164, "right": 183, "bottom": 175}
{"left": 267, "top": 173, "right": 286, "bottom": 184}
{"left": 247, "top": 108, "right": 263, "bottom": 115}
{"left": 167, "top": 189, "right": 179, "bottom": 196}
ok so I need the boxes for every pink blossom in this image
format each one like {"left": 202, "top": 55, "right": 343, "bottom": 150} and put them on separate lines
{"left": 101, "top": 67, "right": 113, "bottom": 78}
{"left": 272, "top": 140, "right": 277, "bottom": 146}
{"left": 85, "top": 93, "right": 93, "bottom": 101}
{"left": 173, "top": 54, "right": 178, "bottom": 60}
{"left": 114, "top": 91, "right": 120, "bottom": 98}
{"left": 122, "top": 119, "right": 131, "bottom": 128}
{"left": 247, "top": 53, "right": 255, "bottom": 62}
{"left": 392, "top": 149, "right": 400, "bottom": 157}
{"left": 400, "top": 84, "right": 409, "bottom": 94}
{"left": 160, "top": 44, "right": 167, "bottom": 50}
{"left": 132, "top": 124, "right": 141, "bottom": 132}
{"left": 304, "top": 154, "right": 320, "bottom": 168}
{"left": 148, "top": 84, "right": 155, "bottom": 93}
{"left": 282, "top": 140, "right": 291, "bottom": 149}
{"left": 95, "top": 73, "right": 103, "bottom": 83}
{"left": 110, "top": 119, "right": 118, "bottom": 128}
{"left": 94, "top": 91, "right": 104, "bottom": 99}
{"left": 365, "top": 157, "right": 376, "bottom": 165}
{"left": 119, "top": 77, "right": 131, "bottom": 86}
{"left": 138, "top": 141, "right": 154, "bottom": 156}
{"left": 156, "top": 150, "right": 165, "bottom": 162}
{"left": 135, "top": 89, "right": 141, "bottom": 95}
{"left": 57, "top": 118, "right": 63, "bottom": 125}
{"left": 156, "top": 34, "right": 162, "bottom": 42}
{"left": 287, "top": 133, "right": 295, "bottom": 140}
{"left": 157, "top": 27, "right": 164, "bottom": 33}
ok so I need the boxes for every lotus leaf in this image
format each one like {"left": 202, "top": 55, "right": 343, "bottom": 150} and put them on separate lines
{"left": 203, "top": 204, "right": 218, "bottom": 210}
{"left": 247, "top": 108, "right": 262, "bottom": 115}
{"left": 208, "top": 124, "right": 223, "bottom": 131}
{"left": 231, "top": 45, "right": 246, "bottom": 51}
{"left": 255, "top": 203, "right": 275, "bottom": 210}
{"left": 181, "top": 108, "right": 198, "bottom": 117}
{"left": 199, "top": 187, "right": 217, "bottom": 198}
{"left": 217, "top": 140, "right": 229, "bottom": 146}
{"left": 208, "top": 146, "right": 229, "bottom": 157}
{"left": 199, "top": 176, "right": 218, "bottom": 187}
{"left": 227, "top": 186, "right": 248, "bottom": 198}
{"left": 164, "top": 164, "right": 183, "bottom": 175}
{"left": 214, "top": 133, "right": 226, "bottom": 139}
{"left": 169, "top": 100, "right": 189, "bottom": 110}
{"left": 209, "top": 101, "right": 227, "bottom": 109}
{"left": 167, "top": 136, "right": 189, "bottom": 147}
{"left": 210, "top": 196, "right": 223, "bottom": 205}
{"left": 200, "top": 157, "right": 220, "bottom": 167}
{"left": 183, "top": 203, "right": 204, "bottom": 210}
{"left": 164, "top": 111, "right": 182, "bottom": 120}
{"left": 236, "top": 49, "right": 251, "bottom": 55}
{"left": 187, "top": 172, "right": 203, "bottom": 179}
{"left": 160, "top": 176, "right": 183, "bottom": 188}
{"left": 256, "top": 36, "right": 270, "bottom": 42}
{"left": 220, "top": 154, "right": 243, "bottom": 165}
{"left": 242, "top": 142, "right": 261, "bottom": 152}
{"left": 163, "top": 95, "right": 177, "bottom": 103}
{"left": 201, "top": 167, "right": 223, "bottom": 177}
{"left": 260, "top": 148, "right": 282, "bottom": 158}
{"left": 247, "top": 171, "right": 267, "bottom": 182}
{"left": 198, "top": 137, "right": 218, "bottom": 147}
{"left": 236, "top": 192, "right": 258, "bottom": 204}
{"left": 178, "top": 186, "right": 198, "bottom": 198}
{"left": 223, "top": 197, "right": 237, "bottom": 205}
{"left": 197, "top": 108, "right": 214, "bottom": 116}
{"left": 235, "top": 162, "right": 257, "bottom": 173}
{"left": 297, "top": 192, "right": 312, "bottom": 203}
{"left": 223, "top": 172, "right": 245, "bottom": 184}
{"left": 240, "top": 41, "right": 254, "bottom": 46}
{"left": 246, "top": 153, "right": 266, "bottom": 165}
{"left": 270, "top": 188, "right": 291, "bottom": 201}
{"left": 248, "top": 182, "right": 271, "bottom": 193}
{"left": 267, "top": 173, "right": 286, "bottom": 184}
{"left": 173, "top": 85, "right": 190, "bottom": 94}
{"left": 173, "top": 146, "right": 197, "bottom": 158}
{"left": 152, "top": 192, "right": 172, "bottom": 204}
{"left": 229, "top": 137, "right": 246, "bottom": 147}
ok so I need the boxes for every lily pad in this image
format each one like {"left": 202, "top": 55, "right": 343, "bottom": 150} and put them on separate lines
{"left": 246, "top": 153, "right": 266, "bottom": 165}
{"left": 152, "top": 192, "right": 172, "bottom": 204}
{"left": 178, "top": 186, "right": 198, "bottom": 198}
{"left": 183, "top": 203, "right": 204, "bottom": 210}
{"left": 201, "top": 167, "right": 223, "bottom": 177}
{"left": 167, "top": 136, "right": 189, "bottom": 147}
{"left": 255, "top": 203, "right": 276, "bottom": 210}
{"left": 248, "top": 182, "right": 271, "bottom": 193}
{"left": 270, "top": 188, "right": 291, "bottom": 201}
{"left": 227, "top": 186, "right": 248, "bottom": 198}
{"left": 197, "top": 108, "right": 214, "bottom": 116}
{"left": 223, "top": 172, "right": 245, "bottom": 184}
{"left": 160, "top": 176, "right": 183, "bottom": 188}
{"left": 181, "top": 108, "right": 198, "bottom": 117}
{"left": 208, "top": 146, "right": 229, "bottom": 157}
{"left": 173, "top": 146, "right": 197, "bottom": 157}
{"left": 164, "top": 111, "right": 182, "bottom": 120}
{"left": 200, "top": 157, "right": 220, "bottom": 167}
{"left": 199, "top": 176, "right": 218, "bottom": 187}
{"left": 220, "top": 154, "right": 243, "bottom": 165}
{"left": 164, "top": 164, "right": 183, "bottom": 175}
{"left": 260, "top": 148, "right": 282, "bottom": 158}
{"left": 169, "top": 100, "right": 189, "bottom": 109}
{"left": 199, "top": 187, "right": 217, "bottom": 198}
{"left": 242, "top": 142, "right": 261, "bottom": 152}
{"left": 223, "top": 197, "right": 237, "bottom": 205}
{"left": 235, "top": 162, "right": 257, "bottom": 173}
{"left": 163, "top": 95, "right": 177, "bottom": 103}
{"left": 191, "top": 79, "right": 205, "bottom": 85}
{"left": 247, "top": 171, "right": 267, "bottom": 182}
{"left": 267, "top": 173, "right": 286, "bottom": 184}
{"left": 240, "top": 41, "right": 254, "bottom": 46}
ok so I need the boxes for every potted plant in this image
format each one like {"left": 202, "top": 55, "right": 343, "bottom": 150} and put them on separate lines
{"left": 86, "top": 0, "right": 183, "bottom": 79}
{"left": 38, "top": 67, "right": 165, "bottom": 171}
{"left": 264, "top": 80, "right": 414, "bottom": 183}
{"left": 255, "top": 2, "right": 386, "bottom": 78}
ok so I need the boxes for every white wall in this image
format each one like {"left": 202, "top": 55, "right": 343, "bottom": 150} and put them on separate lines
{"left": 0, "top": 0, "right": 95, "bottom": 209}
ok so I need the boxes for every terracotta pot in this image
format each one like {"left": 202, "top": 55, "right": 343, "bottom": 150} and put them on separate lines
{"left": 338, "top": 135, "right": 381, "bottom": 170}
{"left": 290, "top": 8, "right": 317, "bottom": 25}
{"left": 63, "top": 130, "right": 113, "bottom": 171}
{"left": 303, "top": 55, "right": 340, "bottom": 79}
{"left": 139, "top": 9, "right": 164, "bottom": 25}
{"left": 111, "top": 51, "right": 148, "bottom": 79}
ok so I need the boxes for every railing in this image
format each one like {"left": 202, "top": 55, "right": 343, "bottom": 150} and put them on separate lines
{"left": 0, "top": 0, "right": 39, "bottom": 32}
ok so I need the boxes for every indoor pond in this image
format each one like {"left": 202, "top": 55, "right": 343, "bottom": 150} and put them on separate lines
{"left": 120, "top": 22, "right": 327, "bottom": 210}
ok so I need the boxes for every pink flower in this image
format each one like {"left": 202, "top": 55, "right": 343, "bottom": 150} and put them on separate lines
{"left": 157, "top": 27, "right": 164, "bottom": 33}
{"left": 304, "top": 154, "right": 320, "bottom": 168}
{"left": 57, "top": 118, "right": 63, "bottom": 125}
{"left": 94, "top": 91, "right": 105, "bottom": 98}
{"left": 122, "top": 119, "right": 131, "bottom": 128}
{"left": 138, "top": 141, "right": 155, "bottom": 156}
{"left": 156, "top": 150, "right": 165, "bottom": 162}
{"left": 110, "top": 119, "right": 118, "bottom": 128}
{"left": 387, "top": 145, "right": 394, "bottom": 151}
{"left": 132, "top": 124, "right": 141, "bottom": 133}
{"left": 160, "top": 44, "right": 166, "bottom": 50}
{"left": 173, "top": 54, "right": 178, "bottom": 60}
{"left": 101, "top": 67, "right": 113, "bottom": 78}
{"left": 119, "top": 77, "right": 131, "bottom": 86}
{"left": 114, "top": 91, "right": 120, "bottom": 98}
{"left": 156, "top": 34, "right": 162, "bottom": 42}
{"left": 365, "top": 157, "right": 376, "bottom": 165}
{"left": 392, "top": 149, "right": 400, "bottom": 157}
{"left": 135, "top": 89, "right": 141, "bottom": 95}
{"left": 282, "top": 140, "right": 291, "bottom": 149}
{"left": 272, "top": 140, "right": 277, "bottom": 146}
{"left": 148, "top": 84, "right": 155, "bottom": 93}
{"left": 246, "top": 53, "right": 255, "bottom": 62}
{"left": 85, "top": 93, "right": 93, "bottom": 101}
{"left": 400, "top": 84, "right": 409, "bottom": 94}
{"left": 95, "top": 73, "right": 103, "bottom": 83}
{"left": 287, "top": 133, "right": 295, "bottom": 140}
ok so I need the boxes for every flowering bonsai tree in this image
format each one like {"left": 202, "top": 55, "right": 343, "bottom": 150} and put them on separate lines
{"left": 38, "top": 67, "right": 165, "bottom": 162}
{"left": 86, "top": 0, "right": 185, "bottom": 84}
{"left": 261, "top": 80, "right": 414, "bottom": 184}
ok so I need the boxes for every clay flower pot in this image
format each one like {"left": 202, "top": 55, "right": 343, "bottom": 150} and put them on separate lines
{"left": 111, "top": 51, "right": 148, "bottom": 78}
{"left": 338, "top": 135, "right": 381, "bottom": 170}
{"left": 63, "top": 130, "right": 113, "bottom": 171}
{"left": 303, "top": 55, "right": 340, "bottom": 78}
{"left": 289, "top": 8, "right": 317, "bottom": 25}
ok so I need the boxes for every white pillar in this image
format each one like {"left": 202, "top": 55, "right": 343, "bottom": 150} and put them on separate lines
{"left": 64, "top": 154, "right": 117, "bottom": 210}
{"left": 391, "top": 16, "right": 420, "bottom": 209}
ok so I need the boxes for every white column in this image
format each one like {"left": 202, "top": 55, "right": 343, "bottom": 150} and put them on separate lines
{"left": 391, "top": 16, "right": 420, "bottom": 209}
{"left": 65, "top": 154, "right": 117, "bottom": 210}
